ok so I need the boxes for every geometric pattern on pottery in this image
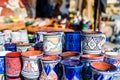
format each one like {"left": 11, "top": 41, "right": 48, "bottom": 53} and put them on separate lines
{"left": 104, "top": 57, "right": 120, "bottom": 72}
{"left": 40, "top": 63, "right": 58, "bottom": 80}
{"left": 22, "top": 60, "right": 39, "bottom": 78}
{"left": 82, "top": 36, "right": 103, "bottom": 53}
{"left": 65, "top": 67, "right": 82, "bottom": 80}
{"left": 0, "top": 58, "right": 4, "bottom": 73}
{"left": 91, "top": 69, "right": 113, "bottom": 80}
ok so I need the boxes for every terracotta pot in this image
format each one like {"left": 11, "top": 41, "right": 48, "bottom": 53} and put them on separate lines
{"left": 17, "top": 43, "right": 31, "bottom": 52}
{"left": 91, "top": 62, "right": 117, "bottom": 80}
{"left": 5, "top": 52, "right": 21, "bottom": 77}
{"left": 21, "top": 51, "right": 43, "bottom": 79}
{"left": 104, "top": 52, "right": 120, "bottom": 79}
{"left": 80, "top": 54, "right": 104, "bottom": 80}
{"left": 40, "top": 56, "right": 61, "bottom": 80}
{"left": 60, "top": 51, "right": 80, "bottom": 59}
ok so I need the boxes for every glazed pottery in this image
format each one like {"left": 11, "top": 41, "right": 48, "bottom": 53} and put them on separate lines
{"left": 104, "top": 52, "right": 120, "bottom": 79}
{"left": 11, "top": 32, "right": 20, "bottom": 43}
{"left": 3, "top": 30, "right": 12, "bottom": 43}
{"left": 60, "top": 51, "right": 80, "bottom": 59}
{"left": 104, "top": 52, "right": 120, "bottom": 72}
{"left": 81, "top": 30, "right": 106, "bottom": 53}
{"left": 5, "top": 52, "right": 21, "bottom": 77}
{"left": 64, "top": 31, "right": 81, "bottom": 52}
{"left": 80, "top": 54, "right": 104, "bottom": 80}
{"left": 91, "top": 62, "right": 116, "bottom": 80}
{"left": 4, "top": 43, "right": 17, "bottom": 52}
{"left": 17, "top": 43, "right": 31, "bottom": 52}
{"left": 35, "top": 31, "right": 47, "bottom": 42}
{"left": 61, "top": 58, "right": 84, "bottom": 80}
{"left": 0, "top": 32, "right": 5, "bottom": 45}
{"left": 40, "top": 55, "right": 61, "bottom": 80}
{"left": 0, "top": 51, "right": 11, "bottom": 74}
{"left": 43, "top": 32, "right": 62, "bottom": 55}
{"left": 19, "top": 30, "right": 29, "bottom": 43}
{"left": 21, "top": 51, "right": 42, "bottom": 79}
{"left": 0, "top": 74, "right": 4, "bottom": 80}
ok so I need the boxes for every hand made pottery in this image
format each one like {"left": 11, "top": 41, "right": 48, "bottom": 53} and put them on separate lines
{"left": 4, "top": 43, "right": 17, "bottom": 52}
{"left": 40, "top": 55, "right": 61, "bottom": 80}
{"left": 104, "top": 52, "right": 120, "bottom": 79}
{"left": 81, "top": 30, "right": 106, "bottom": 54}
{"left": 5, "top": 52, "right": 21, "bottom": 77}
{"left": 80, "top": 54, "right": 104, "bottom": 80}
{"left": 43, "top": 32, "right": 62, "bottom": 55}
{"left": 0, "top": 32, "right": 5, "bottom": 45}
{"left": 61, "top": 58, "right": 84, "bottom": 80}
{"left": 91, "top": 62, "right": 117, "bottom": 80}
{"left": 64, "top": 31, "right": 81, "bottom": 52}
{"left": 0, "top": 51, "right": 11, "bottom": 74}
{"left": 21, "top": 51, "right": 43, "bottom": 79}
{"left": 17, "top": 43, "right": 31, "bottom": 52}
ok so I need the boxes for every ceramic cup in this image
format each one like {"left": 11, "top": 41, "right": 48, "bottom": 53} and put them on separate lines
{"left": 43, "top": 32, "right": 62, "bottom": 55}
{"left": 104, "top": 52, "right": 120, "bottom": 79}
{"left": 40, "top": 55, "right": 61, "bottom": 80}
{"left": 19, "top": 30, "right": 29, "bottom": 43}
{"left": 21, "top": 51, "right": 43, "bottom": 79}
{"left": 4, "top": 43, "right": 17, "bottom": 52}
{"left": 11, "top": 32, "right": 20, "bottom": 43}
{"left": 64, "top": 31, "right": 81, "bottom": 52}
{"left": 0, "top": 51, "right": 11, "bottom": 74}
{"left": 81, "top": 30, "right": 106, "bottom": 54}
{"left": 0, "top": 32, "right": 5, "bottom": 45}
{"left": 17, "top": 43, "right": 31, "bottom": 52}
{"left": 80, "top": 54, "right": 104, "bottom": 80}
{"left": 61, "top": 58, "right": 84, "bottom": 80}
{"left": 5, "top": 52, "right": 21, "bottom": 77}
{"left": 91, "top": 62, "right": 117, "bottom": 80}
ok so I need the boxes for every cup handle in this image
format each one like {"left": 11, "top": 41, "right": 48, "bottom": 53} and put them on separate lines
{"left": 100, "top": 34, "right": 106, "bottom": 45}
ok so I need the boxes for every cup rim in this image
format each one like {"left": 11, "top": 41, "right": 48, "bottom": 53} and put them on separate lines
{"left": 22, "top": 51, "right": 42, "bottom": 57}
{"left": 91, "top": 61, "right": 117, "bottom": 72}
{"left": 41, "top": 55, "right": 61, "bottom": 63}
{"left": 6, "top": 52, "right": 21, "bottom": 58}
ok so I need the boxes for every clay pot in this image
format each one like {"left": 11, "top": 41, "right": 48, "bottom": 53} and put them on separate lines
{"left": 104, "top": 52, "right": 120, "bottom": 73}
{"left": 80, "top": 54, "right": 104, "bottom": 80}
{"left": 40, "top": 55, "right": 61, "bottom": 80}
{"left": 81, "top": 30, "right": 106, "bottom": 53}
{"left": 5, "top": 52, "right": 21, "bottom": 77}
{"left": 91, "top": 62, "right": 116, "bottom": 80}
{"left": 21, "top": 51, "right": 43, "bottom": 79}
{"left": 61, "top": 58, "right": 84, "bottom": 80}
{"left": 17, "top": 43, "right": 31, "bottom": 52}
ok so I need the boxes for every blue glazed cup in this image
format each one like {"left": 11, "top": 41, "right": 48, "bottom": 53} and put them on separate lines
{"left": 61, "top": 58, "right": 84, "bottom": 80}
{"left": 0, "top": 51, "right": 11, "bottom": 74}
{"left": 91, "top": 62, "right": 117, "bottom": 80}
{"left": 64, "top": 31, "right": 81, "bottom": 52}
{"left": 4, "top": 43, "right": 17, "bottom": 52}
